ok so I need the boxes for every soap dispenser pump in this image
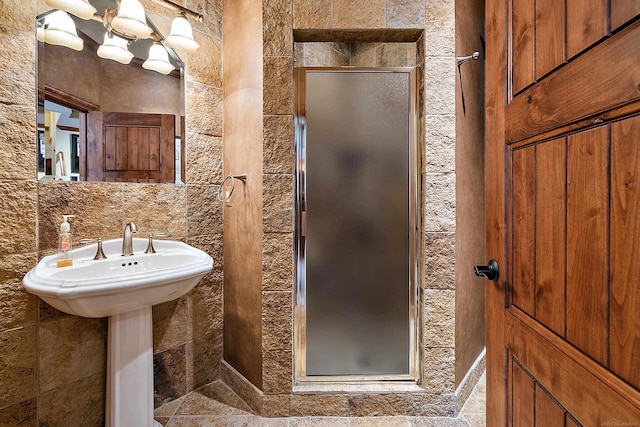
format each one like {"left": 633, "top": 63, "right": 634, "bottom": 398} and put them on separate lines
{"left": 57, "top": 214, "right": 75, "bottom": 268}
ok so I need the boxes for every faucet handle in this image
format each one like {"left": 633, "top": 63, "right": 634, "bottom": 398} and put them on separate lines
{"left": 78, "top": 238, "right": 108, "bottom": 260}
{"left": 144, "top": 232, "right": 171, "bottom": 254}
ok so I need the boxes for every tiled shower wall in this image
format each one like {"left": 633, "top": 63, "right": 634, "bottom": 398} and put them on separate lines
{"left": 294, "top": 42, "right": 417, "bottom": 67}
{"left": 222, "top": 0, "right": 476, "bottom": 418}
{"left": 0, "top": 0, "right": 224, "bottom": 423}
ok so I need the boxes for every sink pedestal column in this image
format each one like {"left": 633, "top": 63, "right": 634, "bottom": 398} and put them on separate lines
{"left": 106, "top": 306, "right": 160, "bottom": 427}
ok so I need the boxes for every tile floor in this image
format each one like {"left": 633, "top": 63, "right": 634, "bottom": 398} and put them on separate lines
{"left": 155, "top": 373, "right": 486, "bottom": 427}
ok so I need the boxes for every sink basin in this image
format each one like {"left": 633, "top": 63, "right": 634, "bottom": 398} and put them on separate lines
{"left": 23, "top": 238, "right": 213, "bottom": 318}
{"left": 23, "top": 237, "right": 213, "bottom": 427}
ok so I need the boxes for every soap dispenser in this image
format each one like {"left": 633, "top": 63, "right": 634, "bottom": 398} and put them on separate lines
{"left": 57, "top": 214, "right": 75, "bottom": 268}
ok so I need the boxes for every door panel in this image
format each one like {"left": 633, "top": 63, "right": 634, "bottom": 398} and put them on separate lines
{"left": 486, "top": 0, "right": 640, "bottom": 423}
{"left": 507, "top": 122, "right": 640, "bottom": 421}
{"left": 510, "top": 360, "right": 534, "bottom": 427}
{"left": 535, "top": 384, "right": 567, "bottom": 426}
{"left": 534, "top": 139, "right": 566, "bottom": 336}
{"left": 534, "top": 0, "right": 565, "bottom": 79}
{"left": 509, "top": 370, "right": 575, "bottom": 427}
{"left": 305, "top": 70, "right": 410, "bottom": 376}
{"left": 508, "top": 312, "right": 640, "bottom": 425}
{"left": 511, "top": 0, "right": 535, "bottom": 94}
{"left": 566, "top": 127, "right": 609, "bottom": 364}
{"left": 610, "top": 115, "right": 640, "bottom": 390}
{"left": 612, "top": 0, "right": 640, "bottom": 31}
{"left": 566, "top": 0, "right": 608, "bottom": 58}
{"left": 511, "top": 147, "right": 535, "bottom": 316}
{"left": 294, "top": 68, "right": 418, "bottom": 380}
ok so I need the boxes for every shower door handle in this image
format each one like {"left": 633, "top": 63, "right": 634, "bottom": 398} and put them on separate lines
{"left": 474, "top": 259, "right": 499, "bottom": 282}
{"left": 301, "top": 211, "right": 306, "bottom": 237}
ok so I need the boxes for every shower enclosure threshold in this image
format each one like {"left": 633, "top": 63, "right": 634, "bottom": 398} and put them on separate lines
{"left": 293, "top": 381, "right": 424, "bottom": 393}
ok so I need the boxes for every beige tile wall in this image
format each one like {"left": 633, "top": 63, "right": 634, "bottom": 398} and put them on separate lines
{"left": 0, "top": 0, "right": 224, "bottom": 423}
{"left": 293, "top": 41, "right": 417, "bottom": 67}
{"left": 294, "top": 42, "right": 351, "bottom": 66}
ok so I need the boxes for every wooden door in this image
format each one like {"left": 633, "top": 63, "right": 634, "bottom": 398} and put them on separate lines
{"left": 87, "top": 112, "right": 175, "bottom": 183}
{"left": 486, "top": 0, "right": 640, "bottom": 425}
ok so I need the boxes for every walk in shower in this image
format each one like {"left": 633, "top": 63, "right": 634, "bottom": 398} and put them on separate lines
{"left": 294, "top": 68, "right": 419, "bottom": 382}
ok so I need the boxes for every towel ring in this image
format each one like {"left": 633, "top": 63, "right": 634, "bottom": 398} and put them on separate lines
{"left": 217, "top": 173, "right": 247, "bottom": 202}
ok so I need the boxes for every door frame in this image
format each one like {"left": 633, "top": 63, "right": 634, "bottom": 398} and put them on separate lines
{"left": 292, "top": 67, "right": 420, "bottom": 383}
{"left": 39, "top": 85, "right": 96, "bottom": 181}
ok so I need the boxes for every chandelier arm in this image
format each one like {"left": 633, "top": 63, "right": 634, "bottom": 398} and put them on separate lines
{"left": 101, "top": 27, "right": 162, "bottom": 42}
{"left": 96, "top": 6, "right": 163, "bottom": 42}
{"left": 98, "top": 7, "right": 133, "bottom": 41}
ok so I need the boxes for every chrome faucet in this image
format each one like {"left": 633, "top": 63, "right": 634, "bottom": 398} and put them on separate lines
{"left": 121, "top": 222, "right": 138, "bottom": 256}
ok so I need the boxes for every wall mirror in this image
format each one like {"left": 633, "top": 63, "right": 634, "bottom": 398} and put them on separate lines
{"left": 36, "top": 1, "right": 185, "bottom": 183}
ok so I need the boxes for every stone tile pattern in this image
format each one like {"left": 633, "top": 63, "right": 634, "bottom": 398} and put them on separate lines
{"left": 458, "top": 373, "right": 486, "bottom": 427}
{"left": 255, "top": 0, "right": 458, "bottom": 418}
{"left": 154, "top": 374, "right": 485, "bottom": 425}
{"left": 420, "top": 0, "right": 457, "bottom": 403}
{"left": 0, "top": 0, "right": 224, "bottom": 423}
{"left": 262, "top": 0, "right": 295, "bottom": 419}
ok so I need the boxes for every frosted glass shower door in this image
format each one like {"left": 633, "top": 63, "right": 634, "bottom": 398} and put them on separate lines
{"left": 295, "top": 68, "right": 417, "bottom": 379}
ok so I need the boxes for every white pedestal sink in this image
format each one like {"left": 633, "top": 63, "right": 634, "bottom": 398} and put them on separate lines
{"left": 23, "top": 238, "right": 213, "bottom": 427}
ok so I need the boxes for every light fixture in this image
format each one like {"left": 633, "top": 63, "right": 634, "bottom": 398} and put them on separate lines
{"left": 41, "top": 0, "right": 203, "bottom": 73}
{"left": 40, "top": 10, "right": 83, "bottom": 52}
{"left": 164, "top": 12, "right": 200, "bottom": 54}
{"left": 97, "top": 32, "right": 134, "bottom": 64}
{"left": 111, "top": 0, "right": 153, "bottom": 39}
{"left": 142, "top": 42, "right": 174, "bottom": 75}
{"left": 44, "top": 0, "right": 97, "bottom": 20}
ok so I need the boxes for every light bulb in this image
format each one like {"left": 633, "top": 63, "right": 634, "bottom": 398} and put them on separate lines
{"left": 143, "top": 42, "right": 175, "bottom": 75}
{"left": 42, "top": 10, "right": 83, "bottom": 51}
{"left": 97, "top": 33, "right": 133, "bottom": 64}
{"left": 44, "top": 0, "right": 97, "bottom": 20}
{"left": 111, "top": 0, "right": 153, "bottom": 39}
{"left": 164, "top": 13, "right": 199, "bottom": 54}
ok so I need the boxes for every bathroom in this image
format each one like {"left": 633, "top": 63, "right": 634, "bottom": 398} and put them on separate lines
{"left": 0, "top": 0, "right": 485, "bottom": 424}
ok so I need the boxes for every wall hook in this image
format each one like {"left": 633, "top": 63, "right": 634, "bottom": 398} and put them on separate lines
{"left": 217, "top": 173, "right": 247, "bottom": 203}
{"left": 456, "top": 51, "right": 480, "bottom": 66}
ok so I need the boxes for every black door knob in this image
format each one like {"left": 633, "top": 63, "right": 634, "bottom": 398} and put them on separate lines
{"left": 474, "top": 259, "right": 499, "bottom": 281}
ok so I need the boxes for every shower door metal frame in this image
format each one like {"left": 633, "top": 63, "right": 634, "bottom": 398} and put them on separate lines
{"left": 293, "top": 67, "right": 419, "bottom": 383}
